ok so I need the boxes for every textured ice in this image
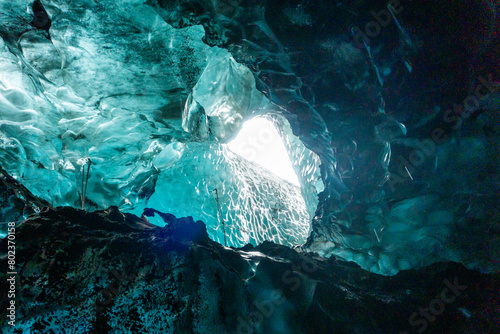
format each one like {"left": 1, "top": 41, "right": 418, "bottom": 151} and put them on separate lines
{"left": 136, "top": 141, "right": 313, "bottom": 247}
{"left": 0, "top": 1, "right": 322, "bottom": 248}
{"left": 1, "top": 0, "right": 498, "bottom": 276}
{"left": 0, "top": 0, "right": 211, "bottom": 210}
{"left": 133, "top": 48, "right": 323, "bottom": 247}
{"left": 323, "top": 195, "right": 458, "bottom": 275}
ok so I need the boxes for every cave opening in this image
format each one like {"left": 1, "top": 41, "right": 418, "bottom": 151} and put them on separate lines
{"left": 138, "top": 111, "right": 320, "bottom": 248}
{"left": 226, "top": 116, "right": 301, "bottom": 187}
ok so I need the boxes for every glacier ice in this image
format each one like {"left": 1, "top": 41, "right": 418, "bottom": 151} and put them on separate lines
{"left": 0, "top": 2, "right": 323, "bottom": 248}
{"left": 1, "top": 0, "right": 499, "bottom": 277}
{"left": 132, "top": 48, "right": 324, "bottom": 247}
{"left": 0, "top": 0, "right": 211, "bottom": 212}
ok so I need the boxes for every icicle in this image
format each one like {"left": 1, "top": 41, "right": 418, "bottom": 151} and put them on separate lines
{"left": 350, "top": 27, "right": 384, "bottom": 87}
{"left": 81, "top": 158, "right": 92, "bottom": 210}
{"left": 404, "top": 60, "right": 412, "bottom": 73}
{"left": 388, "top": 3, "right": 412, "bottom": 46}
{"left": 212, "top": 188, "right": 227, "bottom": 246}
{"left": 404, "top": 165, "right": 413, "bottom": 180}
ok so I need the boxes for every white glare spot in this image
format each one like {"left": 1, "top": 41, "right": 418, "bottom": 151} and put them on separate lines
{"left": 227, "top": 117, "right": 300, "bottom": 187}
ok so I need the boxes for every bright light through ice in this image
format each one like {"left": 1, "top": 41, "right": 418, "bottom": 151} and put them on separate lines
{"left": 227, "top": 117, "right": 300, "bottom": 187}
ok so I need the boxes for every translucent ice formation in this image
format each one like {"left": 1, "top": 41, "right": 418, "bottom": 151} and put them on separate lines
{"left": 0, "top": 0, "right": 323, "bottom": 248}
{"left": 2, "top": 0, "right": 497, "bottom": 276}
{"left": 134, "top": 48, "right": 323, "bottom": 247}
{"left": 0, "top": 0, "right": 211, "bottom": 211}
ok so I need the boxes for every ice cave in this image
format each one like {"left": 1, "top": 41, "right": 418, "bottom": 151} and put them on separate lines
{"left": 0, "top": 0, "right": 499, "bottom": 333}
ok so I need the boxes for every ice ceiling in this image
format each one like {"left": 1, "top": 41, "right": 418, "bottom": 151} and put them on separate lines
{"left": 0, "top": 0, "right": 322, "bottom": 249}
{"left": 1, "top": 0, "right": 499, "bottom": 275}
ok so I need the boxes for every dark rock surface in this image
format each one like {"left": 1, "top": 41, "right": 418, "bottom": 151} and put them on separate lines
{"left": 0, "top": 166, "right": 50, "bottom": 227}
{"left": 1, "top": 205, "right": 498, "bottom": 333}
